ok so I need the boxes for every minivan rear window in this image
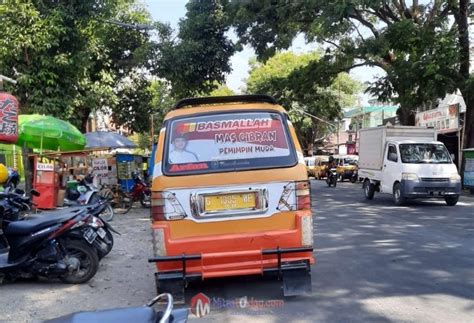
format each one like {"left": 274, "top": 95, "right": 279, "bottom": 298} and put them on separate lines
{"left": 163, "top": 111, "right": 297, "bottom": 175}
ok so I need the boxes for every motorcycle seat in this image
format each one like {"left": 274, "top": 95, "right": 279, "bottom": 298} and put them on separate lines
{"left": 45, "top": 307, "right": 157, "bottom": 323}
{"left": 4, "top": 209, "right": 86, "bottom": 236}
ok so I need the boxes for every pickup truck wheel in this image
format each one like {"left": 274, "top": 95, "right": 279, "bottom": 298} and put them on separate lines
{"left": 363, "top": 180, "right": 375, "bottom": 200}
{"left": 445, "top": 195, "right": 459, "bottom": 206}
{"left": 393, "top": 183, "right": 406, "bottom": 206}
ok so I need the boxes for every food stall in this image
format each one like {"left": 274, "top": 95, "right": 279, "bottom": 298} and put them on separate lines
{"left": 116, "top": 153, "right": 148, "bottom": 192}
{"left": 30, "top": 150, "right": 148, "bottom": 208}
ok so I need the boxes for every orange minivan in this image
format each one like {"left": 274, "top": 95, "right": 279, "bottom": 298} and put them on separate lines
{"left": 148, "top": 95, "right": 314, "bottom": 299}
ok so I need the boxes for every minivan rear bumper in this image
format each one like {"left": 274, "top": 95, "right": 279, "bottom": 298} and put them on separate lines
{"left": 401, "top": 179, "right": 461, "bottom": 198}
{"left": 150, "top": 212, "right": 314, "bottom": 277}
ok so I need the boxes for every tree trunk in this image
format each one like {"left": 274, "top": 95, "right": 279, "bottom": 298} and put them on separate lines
{"left": 455, "top": 0, "right": 471, "bottom": 181}
{"left": 79, "top": 107, "right": 92, "bottom": 133}
{"left": 461, "top": 89, "right": 474, "bottom": 149}
{"left": 396, "top": 107, "right": 415, "bottom": 126}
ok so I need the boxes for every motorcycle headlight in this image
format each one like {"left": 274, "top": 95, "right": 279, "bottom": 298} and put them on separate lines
{"left": 402, "top": 173, "right": 419, "bottom": 181}
{"left": 449, "top": 174, "right": 461, "bottom": 183}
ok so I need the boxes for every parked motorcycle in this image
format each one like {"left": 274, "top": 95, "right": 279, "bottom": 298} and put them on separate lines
{"left": 3, "top": 168, "right": 20, "bottom": 190}
{"left": 0, "top": 191, "right": 118, "bottom": 260}
{"left": 65, "top": 177, "right": 114, "bottom": 222}
{"left": 0, "top": 197, "right": 99, "bottom": 284}
{"left": 326, "top": 168, "right": 337, "bottom": 187}
{"left": 117, "top": 171, "right": 151, "bottom": 214}
{"left": 45, "top": 293, "right": 188, "bottom": 323}
{"left": 84, "top": 200, "right": 120, "bottom": 259}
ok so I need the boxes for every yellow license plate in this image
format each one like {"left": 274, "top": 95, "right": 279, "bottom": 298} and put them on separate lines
{"left": 204, "top": 193, "right": 256, "bottom": 212}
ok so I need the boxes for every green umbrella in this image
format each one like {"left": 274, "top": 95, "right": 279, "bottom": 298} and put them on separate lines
{"left": 17, "top": 114, "right": 86, "bottom": 152}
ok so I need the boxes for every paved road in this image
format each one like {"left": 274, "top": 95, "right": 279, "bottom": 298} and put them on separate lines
{"left": 1, "top": 181, "right": 473, "bottom": 322}
{"left": 194, "top": 180, "right": 474, "bottom": 322}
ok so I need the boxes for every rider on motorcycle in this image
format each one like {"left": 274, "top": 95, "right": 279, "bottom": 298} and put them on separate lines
{"left": 326, "top": 156, "right": 337, "bottom": 177}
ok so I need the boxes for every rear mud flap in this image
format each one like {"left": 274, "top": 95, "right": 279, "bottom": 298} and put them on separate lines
{"left": 282, "top": 265, "right": 312, "bottom": 296}
{"left": 155, "top": 272, "right": 186, "bottom": 304}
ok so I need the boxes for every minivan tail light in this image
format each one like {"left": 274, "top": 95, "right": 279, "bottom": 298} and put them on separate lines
{"left": 296, "top": 181, "right": 311, "bottom": 210}
{"left": 277, "top": 180, "right": 312, "bottom": 211}
{"left": 301, "top": 215, "right": 314, "bottom": 246}
{"left": 151, "top": 191, "right": 186, "bottom": 221}
{"left": 151, "top": 228, "right": 167, "bottom": 256}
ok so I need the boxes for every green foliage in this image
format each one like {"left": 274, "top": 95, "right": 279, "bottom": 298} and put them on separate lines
{"left": 245, "top": 51, "right": 361, "bottom": 150}
{"left": 228, "top": 0, "right": 469, "bottom": 114}
{"left": 129, "top": 132, "right": 152, "bottom": 154}
{"left": 209, "top": 84, "right": 236, "bottom": 96}
{"left": 154, "top": 0, "right": 236, "bottom": 98}
{"left": 0, "top": 0, "right": 155, "bottom": 132}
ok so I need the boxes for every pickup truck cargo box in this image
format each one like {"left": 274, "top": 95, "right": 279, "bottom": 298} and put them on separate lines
{"left": 359, "top": 126, "right": 437, "bottom": 170}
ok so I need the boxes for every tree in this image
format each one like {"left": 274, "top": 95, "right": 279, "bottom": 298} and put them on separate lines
{"left": 209, "top": 84, "right": 236, "bottom": 96}
{"left": 228, "top": 0, "right": 472, "bottom": 150}
{"left": 0, "top": 0, "right": 156, "bottom": 132}
{"left": 154, "top": 0, "right": 236, "bottom": 98}
{"left": 246, "top": 51, "right": 361, "bottom": 153}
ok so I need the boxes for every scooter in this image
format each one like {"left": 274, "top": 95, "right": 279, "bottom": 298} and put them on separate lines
{"left": 45, "top": 293, "right": 188, "bottom": 323}
{"left": 0, "top": 191, "right": 118, "bottom": 260}
{"left": 65, "top": 177, "right": 114, "bottom": 222}
{"left": 350, "top": 170, "right": 358, "bottom": 183}
{"left": 83, "top": 201, "right": 120, "bottom": 259}
{"left": 326, "top": 168, "right": 337, "bottom": 187}
{"left": 0, "top": 200, "right": 99, "bottom": 284}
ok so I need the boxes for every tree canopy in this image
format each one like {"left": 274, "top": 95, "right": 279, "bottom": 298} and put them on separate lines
{"left": 0, "top": 0, "right": 156, "bottom": 132}
{"left": 154, "top": 0, "right": 235, "bottom": 98}
{"left": 246, "top": 51, "right": 362, "bottom": 152}
{"left": 228, "top": 0, "right": 472, "bottom": 147}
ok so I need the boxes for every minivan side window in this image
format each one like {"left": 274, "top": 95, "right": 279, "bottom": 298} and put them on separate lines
{"left": 387, "top": 145, "right": 398, "bottom": 162}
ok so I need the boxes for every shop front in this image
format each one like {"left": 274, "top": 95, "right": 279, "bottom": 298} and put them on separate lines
{"left": 30, "top": 150, "right": 148, "bottom": 209}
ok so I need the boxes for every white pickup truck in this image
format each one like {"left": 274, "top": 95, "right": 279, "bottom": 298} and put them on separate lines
{"left": 358, "top": 126, "right": 461, "bottom": 206}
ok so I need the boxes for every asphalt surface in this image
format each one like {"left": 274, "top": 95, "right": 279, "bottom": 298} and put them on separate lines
{"left": 1, "top": 180, "right": 473, "bottom": 322}
{"left": 197, "top": 180, "right": 474, "bottom": 322}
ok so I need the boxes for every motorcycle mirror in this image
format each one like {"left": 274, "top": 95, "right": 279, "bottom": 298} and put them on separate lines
{"left": 30, "top": 189, "right": 41, "bottom": 197}
{"left": 14, "top": 188, "right": 25, "bottom": 195}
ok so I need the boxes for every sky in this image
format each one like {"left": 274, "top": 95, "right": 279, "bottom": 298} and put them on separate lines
{"left": 144, "top": 0, "right": 382, "bottom": 105}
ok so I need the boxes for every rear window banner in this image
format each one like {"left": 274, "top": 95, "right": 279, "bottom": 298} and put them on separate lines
{"left": 167, "top": 113, "right": 291, "bottom": 167}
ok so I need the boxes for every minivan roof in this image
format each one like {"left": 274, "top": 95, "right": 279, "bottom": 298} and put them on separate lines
{"left": 164, "top": 102, "right": 288, "bottom": 120}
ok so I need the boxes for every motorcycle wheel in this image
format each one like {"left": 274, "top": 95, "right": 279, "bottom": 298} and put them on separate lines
{"left": 60, "top": 240, "right": 99, "bottom": 284}
{"left": 100, "top": 204, "right": 114, "bottom": 222}
{"left": 140, "top": 191, "right": 151, "bottom": 208}
{"left": 114, "top": 191, "right": 133, "bottom": 214}
{"left": 326, "top": 177, "right": 331, "bottom": 187}
{"left": 332, "top": 176, "right": 337, "bottom": 187}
